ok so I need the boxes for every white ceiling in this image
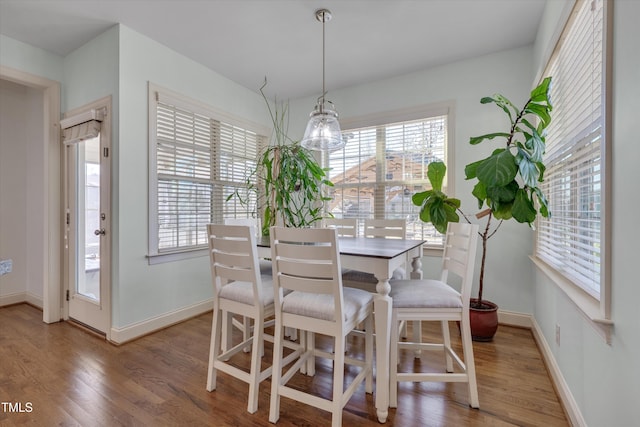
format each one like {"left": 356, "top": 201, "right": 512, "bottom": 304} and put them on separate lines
{"left": 0, "top": 0, "right": 546, "bottom": 100}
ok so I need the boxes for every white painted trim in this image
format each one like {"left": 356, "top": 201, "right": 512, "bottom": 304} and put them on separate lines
{"left": 531, "top": 317, "right": 587, "bottom": 427}
{"left": 0, "top": 292, "right": 29, "bottom": 307}
{"left": 497, "top": 309, "right": 533, "bottom": 329}
{"left": 25, "top": 292, "right": 43, "bottom": 309}
{"left": 109, "top": 298, "right": 213, "bottom": 345}
{"left": 0, "top": 65, "right": 61, "bottom": 325}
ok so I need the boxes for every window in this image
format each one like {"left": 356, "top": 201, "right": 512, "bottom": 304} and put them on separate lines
{"left": 326, "top": 104, "right": 453, "bottom": 246}
{"left": 534, "top": 0, "right": 611, "bottom": 322}
{"left": 148, "top": 84, "right": 268, "bottom": 259}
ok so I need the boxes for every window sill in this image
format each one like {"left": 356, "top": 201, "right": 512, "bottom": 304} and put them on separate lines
{"left": 530, "top": 256, "right": 613, "bottom": 344}
{"left": 147, "top": 248, "right": 208, "bottom": 265}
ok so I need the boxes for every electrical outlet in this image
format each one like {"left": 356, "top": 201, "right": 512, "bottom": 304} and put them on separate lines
{"left": 555, "top": 324, "right": 561, "bottom": 346}
{"left": 0, "top": 259, "right": 13, "bottom": 276}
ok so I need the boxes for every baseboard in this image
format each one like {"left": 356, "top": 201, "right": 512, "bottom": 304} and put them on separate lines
{"left": 497, "top": 309, "right": 533, "bottom": 328}
{"left": 0, "top": 292, "right": 27, "bottom": 307}
{"left": 109, "top": 298, "right": 213, "bottom": 345}
{"left": 25, "top": 292, "right": 43, "bottom": 309}
{"left": 530, "top": 317, "right": 587, "bottom": 427}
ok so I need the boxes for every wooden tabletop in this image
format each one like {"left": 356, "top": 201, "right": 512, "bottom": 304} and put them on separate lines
{"left": 257, "top": 236, "right": 424, "bottom": 259}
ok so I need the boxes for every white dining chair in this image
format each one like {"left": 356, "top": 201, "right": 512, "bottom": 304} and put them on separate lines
{"left": 323, "top": 217, "right": 358, "bottom": 237}
{"left": 389, "top": 222, "right": 480, "bottom": 409}
{"left": 341, "top": 218, "right": 408, "bottom": 291}
{"left": 268, "top": 226, "right": 374, "bottom": 427}
{"left": 206, "top": 224, "right": 301, "bottom": 414}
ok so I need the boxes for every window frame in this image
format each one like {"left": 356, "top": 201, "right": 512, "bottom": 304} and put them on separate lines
{"left": 147, "top": 83, "right": 269, "bottom": 264}
{"left": 532, "top": 0, "right": 613, "bottom": 342}
{"left": 325, "top": 101, "right": 455, "bottom": 251}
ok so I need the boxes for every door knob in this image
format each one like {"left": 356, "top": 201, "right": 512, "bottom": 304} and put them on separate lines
{"left": 94, "top": 228, "right": 106, "bottom": 236}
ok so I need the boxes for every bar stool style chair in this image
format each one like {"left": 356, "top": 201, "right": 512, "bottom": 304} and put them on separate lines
{"left": 269, "top": 226, "right": 374, "bottom": 427}
{"left": 389, "top": 222, "right": 480, "bottom": 409}
{"left": 341, "top": 218, "right": 407, "bottom": 291}
{"left": 206, "top": 224, "right": 299, "bottom": 414}
{"left": 222, "top": 218, "right": 271, "bottom": 352}
{"left": 323, "top": 217, "right": 358, "bottom": 237}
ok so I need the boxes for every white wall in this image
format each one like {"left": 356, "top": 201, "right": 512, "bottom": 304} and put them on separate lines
{"left": 290, "top": 46, "right": 537, "bottom": 314}
{"left": 531, "top": 1, "right": 640, "bottom": 425}
{"left": 0, "top": 79, "right": 45, "bottom": 306}
{"left": 113, "top": 25, "right": 270, "bottom": 328}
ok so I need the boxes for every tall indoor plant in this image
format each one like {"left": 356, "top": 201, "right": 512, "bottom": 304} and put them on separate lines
{"left": 230, "top": 80, "right": 333, "bottom": 236}
{"left": 412, "top": 77, "right": 553, "bottom": 340}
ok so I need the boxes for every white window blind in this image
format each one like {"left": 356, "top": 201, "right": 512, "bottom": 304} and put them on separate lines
{"left": 536, "top": 0, "right": 606, "bottom": 299}
{"left": 150, "top": 86, "right": 266, "bottom": 255}
{"left": 327, "top": 112, "right": 449, "bottom": 246}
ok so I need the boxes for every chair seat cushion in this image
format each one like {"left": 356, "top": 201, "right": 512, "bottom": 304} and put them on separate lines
{"left": 282, "top": 287, "right": 373, "bottom": 321}
{"left": 219, "top": 276, "right": 275, "bottom": 306}
{"left": 389, "top": 279, "right": 462, "bottom": 308}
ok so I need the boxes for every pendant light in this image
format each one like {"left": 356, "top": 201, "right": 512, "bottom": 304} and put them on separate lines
{"left": 300, "top": 8, "right": 346, "bottom": 152}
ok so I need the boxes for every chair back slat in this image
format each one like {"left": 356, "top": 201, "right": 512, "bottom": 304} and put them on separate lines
{"left": 441, "top": 222, "right": 478, "bottom": 302}
{"left": 324, "top": 218, "right": 358, "bottom": 237}
{"left": 270, "top": 226, "right": 344, "bottom": 320}
{"left": 279, "top": 274, "right": 335, "bottom": 295}
{"left": 275, "top": 241, "right": 334, "bottom": 261}
{"left": 207, "top": 224, "right": 263, "bottom": 305}
{"left": 364, "top": 219, "right": 406, "bottom": 239}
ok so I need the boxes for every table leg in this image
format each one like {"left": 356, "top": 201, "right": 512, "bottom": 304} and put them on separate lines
{"left": 410, "top": 253, "right": 423, "bottom": 279}
{"left": 374, "top": 293, "right": 391, "bottom": 423}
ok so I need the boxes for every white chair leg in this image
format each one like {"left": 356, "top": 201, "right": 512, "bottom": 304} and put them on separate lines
{"left": 269, "top": 323, "right": 284, "bottom": 423}
{"left": 206, "top": 307, "right": 222, "bottom": 392}
{"left": 460, "top": 317, "right": 479, "bottom": 408}
{"left": 331, "top": 335, "right": 345, "bottom": 427}
{"left": 242, "top": 316, "right": 252, "bottom": 353}
{"left": 365, "top": 314, "right": 374, "bottom": 394}
{"left": 306, "top": 331, "right": 316, "bottom": 377}
{"left": 389, "top": 312, "right": 400, "bottom": 408}
{"left": 247, "top": 316, "right": 262, "bottom": 414}
{"left": 412, "top": 320, "right": 422, "bottom": 358}
{"left": 441, "top": 320, "right": 454, "bottom": 373}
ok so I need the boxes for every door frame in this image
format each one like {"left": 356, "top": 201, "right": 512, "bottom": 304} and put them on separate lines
{"left": 62, "top": 96, "right": 112, "bottom": 339}
{"left": 0, "top": 66, "right": 61, "bottom": 324}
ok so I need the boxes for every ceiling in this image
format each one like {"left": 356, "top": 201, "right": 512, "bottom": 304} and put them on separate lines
{"left": 0, "top": 0, "right": 546, "bottom": 100}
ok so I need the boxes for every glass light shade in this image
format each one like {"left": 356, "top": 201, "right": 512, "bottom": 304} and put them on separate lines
{"left": 300, "top": 102, "right": 345, "bottom": 152}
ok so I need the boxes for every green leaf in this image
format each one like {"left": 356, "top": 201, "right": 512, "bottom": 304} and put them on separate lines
{"left": 469, "top": 132, "right": 511, "bottom": 145}
{"left": 426, "top": 161, "right": 446, "bottom": 191}
{"left": 486, "top": 180, "right": 518, "bottom": 203}
{"left": 465, "top": 160, "right": 482, "bottom": 179}
{"left": 476, "top": 149, "right": 518, "bottom": 187}
{"left": 516, "top": 150, "right": 539, "bottom": 187}
{"left": 492, "top": 201, "right": 513, "bottom": 220}
{"left": 412, "top": 190, "right": 433, "bottom": 207}
{"left": 471, "top": 181, "right": 487, "bottom": 209}
{"left": 525, "top": 102, "right": 551, "bottom": 127}
{"left": 530, "top": 77, "right": 552, "bottom": 105}
{"left": 534, "top": 187, "right": 551, "bottom": 218}
{"left": 512, "top": 189, "right": 537, "bottom": 224}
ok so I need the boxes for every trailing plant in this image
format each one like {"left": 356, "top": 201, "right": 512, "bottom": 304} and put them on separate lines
{"left": 229, "top": 80, "right": 333, "bottom": 236}
{"left": 412, "top": 77, "right": 553, "bottom": 308}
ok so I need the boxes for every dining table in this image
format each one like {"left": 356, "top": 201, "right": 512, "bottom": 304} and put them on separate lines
{"left": 257, "top": 235, "right": 425, "bottom": 423}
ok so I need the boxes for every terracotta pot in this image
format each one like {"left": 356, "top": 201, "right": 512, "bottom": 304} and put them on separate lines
{"left": 469, "top": 299, "right": 499, "bottom": 342}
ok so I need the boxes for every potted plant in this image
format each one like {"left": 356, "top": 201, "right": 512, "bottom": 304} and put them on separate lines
{"left": 412, "top": 77, "right": 553, "bottom": 341}
{"left": 230, "top": 80, "right": 333, "bottom": 236}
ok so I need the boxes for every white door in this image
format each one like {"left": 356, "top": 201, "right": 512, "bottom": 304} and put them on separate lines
{"left": 63, "top": 100, "right": 111, "bottom": 335}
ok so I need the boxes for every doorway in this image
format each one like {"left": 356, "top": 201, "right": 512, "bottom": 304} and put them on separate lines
{"left": 62, "top": 97, "right": 112, "bottom": 336}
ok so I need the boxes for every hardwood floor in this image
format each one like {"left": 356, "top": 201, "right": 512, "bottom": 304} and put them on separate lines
{"left": 0, "top": 304, "right": 568, "bottom": 426}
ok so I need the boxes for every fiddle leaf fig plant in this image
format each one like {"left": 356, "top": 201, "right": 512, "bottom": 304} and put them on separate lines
{"left": 412, "top": 77, "right": 553, "bottom": 307}
{"left": 229, "top": 79, "right": 333, "bottom": 236}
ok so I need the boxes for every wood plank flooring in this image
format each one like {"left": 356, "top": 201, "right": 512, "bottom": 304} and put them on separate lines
{"left": 0, "top": 304, "right": 568, "bottom": 426}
